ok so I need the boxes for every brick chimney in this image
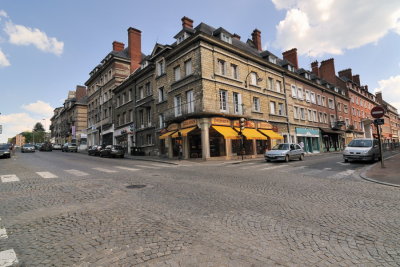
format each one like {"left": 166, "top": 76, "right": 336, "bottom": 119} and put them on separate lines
{"left": 181, "top": 16, "right": 193, "bottom": 29}
{"left": 112, "top": 41, "right": 125, "bottom": 52}
{"left": 375, "top": 91, "right": 383, "bottom": 104}
{"left": 75, "top": 85, "right": 87, "bottom": 101}
{"left": 233, "top": 33, "right": 241, "bottom": 40}
{"left": 338, "top": 68, "right": 352, "bottom": 81}
{"left": 319, "top": 58, "right": 336, "bottom": 85}
{"left": 352, "top": 74, "right": 360, "bottom": 86}
{"left": 128, "top": 27, "right": 142, "bottom": 73}
{"left": 311, "top": 61, "right": 319, "bottom": 76}
{"left": 251, "top": 29, "right": 262, "bottom": 51}
{"left": 282, "top": 48, "right": 298, "bottom": 69}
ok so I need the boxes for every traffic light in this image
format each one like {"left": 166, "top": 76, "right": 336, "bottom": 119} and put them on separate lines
{"left": 239, "top": 118, "right": 246, "bottom": 131}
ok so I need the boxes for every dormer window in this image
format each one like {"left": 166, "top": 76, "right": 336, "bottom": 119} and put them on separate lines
{"left": 334, "top": 87, "right": 339, "bottom": 93}
{"left": 304, "top": 73, "right": 310, "bottom": 79}
{"left": 269, "top": 57, "right": 276, "bottom": 64}
{"left": 176, "top": 32, "right": 189, "bottom": 44}
{"left": 287, "top": 65, "right": 294, "bottom": 72}
{"left": 325, "top": 83, "right": 330, "bottom": 89}
{"left": 221, "top": 33, "right": 232, "bottom": 44}
{"left": 141, "top": 61, "right": 149, "bottom": 69}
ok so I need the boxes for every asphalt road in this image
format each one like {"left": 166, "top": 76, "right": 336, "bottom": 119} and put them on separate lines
{"left": 0, "top": 150, "right": 399, "bottom": 266}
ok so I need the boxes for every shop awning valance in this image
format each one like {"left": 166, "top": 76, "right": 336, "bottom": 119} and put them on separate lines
{"left": 159, "top": 131, "right": 176, "bottom": 139}
{"left": 171, "top": 127, "right": 197, "bottom": 138}
{"left": 212, "top": 126, "right": 240, "bottom": 139}
{"left": 258, "top": 129, "right": 284, "bottom": 140}
{"left": 235, "top": 128, "right": 268, "bottom": 140}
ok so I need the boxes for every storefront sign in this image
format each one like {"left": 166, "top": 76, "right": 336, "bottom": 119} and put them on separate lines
{"left": 295, "top": 127, "right": 320, "bottom": 137}
{"left": 257, "top": 122, "right": 273, "bottom": 129}
{"left": 167, "top": 123, "right": 179, "bottom": 131}
{"left": 211, "top": 117, "right": 231, "bottom": 126}
{"left": 114, "top": 126, "right": 130, "bottom": 137}
{"left": 181, "top": 119, "right": 197, "bottom": 128}
{"left": 233, "top": 120, "right": 255, "bottom": 128}
{"left": 272, "top": 126, "right": 279, "bottom": 132}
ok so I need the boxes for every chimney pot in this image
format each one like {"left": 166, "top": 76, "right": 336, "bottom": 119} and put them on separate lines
{"left": 233, "top": 33, "right": 241, "bottom": 40}
{"left": 338, "top": 68, "right": 353, "bottom": 81}
{"left": 181, "top": 16, "right": 193, "bottom": 29}
{"left": 112, "top": 41, "right": 125, "bottom": 52}
{"left": 251, "top": 29, "right": 262, "bottom": 51}
{"left": 127, "top": 27, "right": 142, "bottom": 73}
{"left": 311, "top": 61, "right": 319, "bottom": 76}
{"left": 352, "top": 74, "right": 360, "bottom": 86}
{"left": 319, "top": 58, "right": 336, "bottom": 85}
{"left": 282, "top": 48, "right": 298, "bottom": 69}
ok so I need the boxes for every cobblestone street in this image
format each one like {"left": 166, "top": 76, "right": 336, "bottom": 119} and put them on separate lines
{"left": 0, "top": 151, "right": 399, "bottom": 266}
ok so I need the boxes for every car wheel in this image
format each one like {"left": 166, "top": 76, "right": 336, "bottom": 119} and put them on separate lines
{"left": 120, "top": 155, "right": 124, "bottom": 158}
{"left": 299, "top": 154, "right": 304, "bottom": 161}
{"left": 285, "top": 155, "right": 289, "bottom": 162}
{"left": 265, "top": 159, "right": 270, "bottom": 162}
{"left": 344, "top": 158, "right": 348, "bottom": 163}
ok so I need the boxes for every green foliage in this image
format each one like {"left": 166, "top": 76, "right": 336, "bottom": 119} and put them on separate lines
{"left": 33, "top": 122, "right": 45, "bottom": 132}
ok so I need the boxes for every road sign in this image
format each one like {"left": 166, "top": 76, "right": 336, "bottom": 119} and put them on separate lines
{"left": 374, "top": 118, "right": 384, "bottom": 125}
{"left": 371, "top": 106, "right": 385, "bottom": 118}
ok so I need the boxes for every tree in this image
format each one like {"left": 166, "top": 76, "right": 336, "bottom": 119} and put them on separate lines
{"left": 33, "top": 122, "right": 45, "bottom": 132}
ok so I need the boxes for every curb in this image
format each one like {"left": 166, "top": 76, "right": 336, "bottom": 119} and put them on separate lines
{"left": 359, "top": 153, "right": 400, "bottom": 188}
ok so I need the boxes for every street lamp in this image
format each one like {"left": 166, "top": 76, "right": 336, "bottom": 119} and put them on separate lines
{"left": 239, "top": 118, "right": 246, "bottom": 160}
{"left": 244, "top": 72, "right": 263, "bottom": 88}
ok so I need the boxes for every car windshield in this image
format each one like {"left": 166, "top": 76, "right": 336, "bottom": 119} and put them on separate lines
{"left": 348, "top": 140, "right": 373, "bottom": 147}
{"left": 24, "top": 144, "right": 34, "bottom": 147}
{"left": 113, "top": 146, "right": 123, "bottom": 150}
{"left": 272, "top": 144, "right": 289, "bottom": 150}
{"left": 0, "top": 144, "right": 9, "bottom": 149}
{"left": 70, "top": 143, "right": 77, "bottom": 146}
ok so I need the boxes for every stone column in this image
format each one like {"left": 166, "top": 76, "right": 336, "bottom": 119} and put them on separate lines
{"left": 183, "top": 136, "right": 190, "bottom": 159}
{"left": 225, "top": 138, "right": 232, "bottom": 160}
{"left": 167, "top": 137, "right": 173, "bottom": 159}
{"left": 252, "top": 139, "right": 257, "bottom": 157}
{"left": 199, "top": 118, "right": 211, "bottom": 160}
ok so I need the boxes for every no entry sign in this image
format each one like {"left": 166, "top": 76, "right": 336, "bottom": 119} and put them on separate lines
{"left": 371, "top": 106, "right": 385, "bottom": 118}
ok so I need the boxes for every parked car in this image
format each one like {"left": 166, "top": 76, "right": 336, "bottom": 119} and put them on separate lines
{"left": 88, "top": 145, "right": 101, "bottom": 156}
{"left": 39, "top": 142, "right": 53, "bottom": 151}
{"left": 100, "top": 145, "right": 125, "bottom": 158}
{"left": 35, "top": 143, "right": 43, "bottom": 150}
{"left": 265, "top": 143, "right": 304, "bottom": 162}
{"left": 62, "top": 143, "right": 78, "bottom": 152}
{"left": 52, "top": 144, "right": 62, "bottom": 150}
{"left": 0, "top": 143, "right": 11, "bottom": 158}
{"left": 343, "top": 138, "right": 379, "bottom": 162}
{"left": 21, "top": 144, "right": 36, "bottom": 153}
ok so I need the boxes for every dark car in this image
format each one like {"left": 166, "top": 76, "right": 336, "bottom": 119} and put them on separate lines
{"left": 62, "top": 143, "right": 78, "bottom": 152}
{"left": 100, "top": 145, "right": 125, "bottom": 158}
{"left": 39, "top": 142, "right": 53, "bottom": 151}
{"left": 88, "top": 145, "right": 102, "bottom": 156}
{"left": 0, "top": 143, "right": 11, "bottom": 158}
{"left": 21, "top": 144, "right": 36, "bottom": 153}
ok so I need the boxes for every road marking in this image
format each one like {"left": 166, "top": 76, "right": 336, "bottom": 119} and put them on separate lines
{"left": 323, "top": 168, "right": 332, "bottom": 170}
{"left": 150, "top": 163, "right": 175, "bottom": 168}
{"left": 64, "top": 169, "right": 89, "bottom": 176}
{"left": 337, "top": 161, "right": 350, "bottom": 166}
{"left": 115, "top": 166, "right": 140, "bottom": 171}
{"left": 0, "top": 249, "right": 18, "bottom": 266}
{"left": 36, "top": 172, "right": 58, "bottom": 179}
{"left": 328, "top": 169, "right": 355, "bottom": 179}
{"left": 260, "top": 164, "right": 289, "bottom": 170}
{"left": 0, "top": 175, "right": 19, "bottom": 183}
{"left": 92, "top": 167, "right": 118, "bottom": 173}
{"left": 0, "top": 228, "right": 7, "bottom": 239}
{"left": 135, "top": 165, "right": 160, "bottom": 169}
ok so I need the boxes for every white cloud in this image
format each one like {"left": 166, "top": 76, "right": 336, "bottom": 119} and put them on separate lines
{"left": 0, "top": 48, "right": 10, "bottom": 67}
{"left": 21, "top": 100, "right": 54, "bottom": 117}
{"left": 0, "top": 10, "right": 8, "bottom": 19}
{"left": 4, "top": 21, "right": 64, "bottom": 56}
{"left": 272, "top": 0, "right": 400, "bottom": 57}
{"left": 374, "top": 75, "right": 400, "bottom": 111}
{"left": 0, "top": 113, "right": 37, "bottom": 143}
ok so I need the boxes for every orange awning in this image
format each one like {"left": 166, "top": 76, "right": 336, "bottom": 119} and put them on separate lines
{"left": 171, "top": 127, "right": 197, "bottom": 138}
{"left": 212, "top": 126, "right": 240, "bottom": 139}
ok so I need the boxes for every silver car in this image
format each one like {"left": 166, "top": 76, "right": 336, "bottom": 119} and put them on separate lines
{"left": 343, "top": 138, "right": 379, "bottom": 162}
{"left": 265, "top": 143, "right": 304, "bottom": 162}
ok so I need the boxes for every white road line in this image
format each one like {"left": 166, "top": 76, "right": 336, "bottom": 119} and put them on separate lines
{"left": 323, "top": 168, "right": 332, "bottom": 170}
{"left": 150, "top": 163, "right": 175, "bottom": 168}
{"left": 64, "top": 169, "right": 89, "bottom": 176}
{"left": 36, "top": 172, "right": 58, "bottom": 179}
{"left": 92, "top": 167, "right": 118, "bottom": 173}
{"left": 0, "top": 175, "right": 19, "bottom": 183}
{"left": 328, "top": 169, "right": 355, "bottom": 179}
{"left": 135, "top": 165, "right": 160, "bottom": 169}
{"left": 0, "top": 249, "right": 18, "bottom": 266}
{"left": 260, "top": 164, "right": 289, "bottom": 170}
{"left": 0, "top": 228, "right": 7, "bottom": 239}
{"left": 337, "top": 161, "right": 350, "bottom": 166}
{"left": 115, "top": 166, "right": 140, "bottom": 171}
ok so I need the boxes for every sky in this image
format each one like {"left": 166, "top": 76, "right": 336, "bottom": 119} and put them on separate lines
{"left": 1, "top": 0, "right": 400, "bottom": 143}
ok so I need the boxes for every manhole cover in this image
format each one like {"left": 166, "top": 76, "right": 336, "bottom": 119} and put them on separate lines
{"left": 126, "top": 185, "right": 146, "bottom": 189}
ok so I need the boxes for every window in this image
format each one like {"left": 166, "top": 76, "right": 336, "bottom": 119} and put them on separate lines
{"left": 330, "top": 114, "right": 336, "bottom": 125}
{"left": 328, "top": 99, "right": 334, "bottom": 109}
{"left": 270, "top": 101, "right": 276, "bottom": 114}
{"left": 337, "top": 102, "right": 342, "bottom": 111}
{"left": 293, "top": 106, "right": 299, "bottom": 119}
{"left": 129, "top": 109, "right": 133, "bottom": 122}
{"left": 128, "top": 89, "right": 132, "bottom": 101}
{"left": 117, "top": 96, "right": 120, "bottom": 106}
{"left": 310, "top": 92, "right": 316, "bottom": 104}
{"left": 322, "top": 96, "right": 326, "bottom": 106}
{"left": 299, "top": 108, "right": 305, "bottom": 120}
{"left": 174, "top": 95, "right": 182, "bottom": 116}
{"left": 145, "top": 82, "right": 151, "bottom": 96}
{"left": 278, "top": 103, "right": 284, "bottom": 116}
{"left": 138, "top": 87, "right": 144, "bottom": 99}
{"left": 308, "top": 109, "right": 312, "bottom": 121}
{"left": 117, "top": 115, "right": 120, "bottom": 126}
{"left": 345, "top": 118, "right": 350, "bottom": 127}
{"left": 317, "top": 95, "right": 321, "bottom": 105}
{"left": 297, "top": 87, "right": 303, "bottom": 100}
{"left": 291, "top": 85, "right": 297, "bottom": 98}
{"left": 233, "top": 92, "right": 242, "bottom": 114}
{"left": 324, "top": 113, "right": 328, "bottom": 123}
{"left": 159, "top": 114, "right": 165, "bottom": 129}
{"left": 356, "top": 97, "right": 359, "bottom": 105}
{"left": 185, "top": 59, "right": 192, "bottom": 76}
{"left": 351, "top": 96, "right": 354, "bottom": 103}
{"left": 139, "top": 110, "right": 144, "bottom": 128}
{"left": 344, "top": 104, "right": 348, "bottom": 113}
{"left": 146, "top": 107, "right": 151, "bottom": 126}
{"left": 219, "top": 89, "right": 228, "bottom": 111}
{"left": 123, "top": 112, "right": 127, "bottom": 124}
{"left": 352, "top": 108, "right": 356, "bottom": 116}
{"left": 158, "top": 87, "right": 165, "bottom": 102}
{"left": 146, "top": 134, "right": 152, "bottom": 145}
{"left": 250, "top": 72, "right": 258, "bottom": 85}
{"left": 186, "top": 90, "right": 194, "bottom": 113}
{"left": 122, "top": 93, "right": 126, "bottom": 104}
{"left": 231, "top": 64, "right": 238, "bottom": 79}
{"left": 218, "top": 59, "right": 226, "bottom": 75}
{"left": 313, "top": 110, "right": 318, "bottom": 122}
{"left": 276, "top": 81, "right": 282, "bottom": 93}
{"left": 174, "top": 66, "right": 181, "bottom": 81}
{"left": 253, "top": 97, "right": 260, "bottom": 112}
{"left": 305, "top": 90, "right": 311, "bottom": 102}
{"left": 268, "top": 77, "right": 274, "bottom": 90}
{"left": 221, "top": 33, "right": 232, "bottom": 43}
{"left": 157, "top": 60, "right": 165, "bottom": 76}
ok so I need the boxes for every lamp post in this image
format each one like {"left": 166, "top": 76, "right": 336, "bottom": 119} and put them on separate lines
{"left": 239, "top": 118, "right": 246, "bottom": 160}
{"left": 42, "top": 119, "right": 46, "bottom": 142}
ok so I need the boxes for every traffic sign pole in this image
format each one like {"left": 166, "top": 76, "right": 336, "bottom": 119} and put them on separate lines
{"left": 377, "top": 124, "right": 384, "bottom": 168}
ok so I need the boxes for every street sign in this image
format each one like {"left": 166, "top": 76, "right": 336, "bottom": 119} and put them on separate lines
{"left": 371, "top": 106, "right": 385, "bottom": 118}
{"left": 374, "top": 118, "right": 384, "bottom": 125}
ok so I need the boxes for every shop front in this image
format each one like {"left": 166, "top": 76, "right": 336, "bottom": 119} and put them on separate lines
{"left": 257, "top": 122, "right": 284, "bottom": 153}
{"left": 233, "top": 120, "right": 268, "bottom": 157}
{"left": 320, "top": 128, "right": 345, "bottom": 152}
{"left": 101, "top": 125, "right": 114, "bottom": 145}
{"left": 114, "top": 126, "right": 134, "bottom": 154}
{"left": 295, "top": 127, "right": 320, "bottom": 153}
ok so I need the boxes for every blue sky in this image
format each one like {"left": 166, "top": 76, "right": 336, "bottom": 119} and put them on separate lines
{"left": 1, "top": 0, "right": 400, "bottom": 143}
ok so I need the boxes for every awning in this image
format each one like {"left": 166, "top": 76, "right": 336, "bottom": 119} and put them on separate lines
{"left": 159, "top": 131, "right": 176, "bottom": 139}
{"left": 258, "top": 129, "right": 284, "bottom": 140}
{"left": 171, "top": 127, "right": 197, "bottom": 138}
{"left": 235, "top": 128, "right": 267, "bottom": 140}
{"left": 212, "top": 126, "right": 240, "bottom": 139}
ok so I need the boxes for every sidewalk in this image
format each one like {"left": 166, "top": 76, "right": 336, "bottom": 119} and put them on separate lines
{"left": 360, "top": 151, "right": 400, "bottom": 187}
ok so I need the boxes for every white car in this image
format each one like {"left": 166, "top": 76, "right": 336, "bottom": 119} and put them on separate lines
{"left": 343, "top": 139, "right": 380, "bottom": 162}
{"left": 265, "top": 143, "right": 304, "bottom": 162}
{"left": 52, "top": 144, "right": 62, "bottom": 150}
